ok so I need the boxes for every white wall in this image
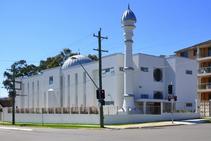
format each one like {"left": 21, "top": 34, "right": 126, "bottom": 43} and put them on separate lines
{"left": 104, "top": 113, "right": 200, "bottom": 124}
{"left": 15, "top": 53, "right": 197, "bottom": 113}
{"left": 2, "top": 108, "right": 199, "bottom": 124}
{"left": 175, "top": 57, "right": 197, "bottom": 102}
{"left": 17, "top": 67, "right": 62, "bottom": 109}
{"left": 2, "top": 110, "right": 99, "bottom": 124}
{"left": 132, "top": 53, "right": 166, "bottom": 99}
{"left": 57, "top": 53, "right": 124, "bottom": 108}
{"left": 0, "top": 105, "right": 2, "bottom": 121}
{"left": 165, "top": 57, "right": 197, "bottom": 111}
{"left": 165, "top": 58, "right": 176, "bottom": 95}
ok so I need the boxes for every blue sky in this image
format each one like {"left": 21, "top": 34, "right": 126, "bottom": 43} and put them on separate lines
{"left": 0, "top": 0, "right": 211, "bottom": 97}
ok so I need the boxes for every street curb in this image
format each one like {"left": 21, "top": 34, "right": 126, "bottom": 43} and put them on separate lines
{"left": 105, "top": 119, "right": 211, "bottom": 130}
{"left": 141, "top": 124, "right": 183, "bottom": 129}
{"left": 105, "top": 123, "right": 185, "bottom": 130}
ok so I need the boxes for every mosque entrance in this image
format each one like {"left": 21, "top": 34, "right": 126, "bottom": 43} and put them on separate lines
{"left": 135, "top": 101, "right": 162, "bottom": 115}
{"left": 146, "top": 102, "right": 161, "bottom": 115}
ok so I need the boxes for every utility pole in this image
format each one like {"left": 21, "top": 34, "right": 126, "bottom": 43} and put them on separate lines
{"left": 93, "top": 28, "right": 108, "bottom": 128}
{"left": 7, "top": 65, "right": 22, "bottom": 125}
{"left": 11, "top": 65, "right": 16, "bottom": 125}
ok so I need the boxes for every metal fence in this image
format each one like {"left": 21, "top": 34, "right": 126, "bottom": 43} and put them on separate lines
{"left": 103, "top": 102, "right": 196, "bottom": 115}
{"left": 200, "top": 101, "right": 211, "bottom": 117}
{"left": 5, "top": 101, "right": 197, "bottom": 116}
{"left": 7, "top": 107, "right": 99, "bottom": 115}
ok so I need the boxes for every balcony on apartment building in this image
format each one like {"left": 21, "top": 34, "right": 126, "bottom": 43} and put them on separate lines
{"left": 197, "top": 48, "right": 211, "bottom": 62}
{"left": 198, "top": 66, "right": 211, "bottom": 77}
{"left": 198, "top": 83, "right": 211, "bottom": 92}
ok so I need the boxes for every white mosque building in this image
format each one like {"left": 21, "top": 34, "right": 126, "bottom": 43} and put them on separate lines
{"left": 2, "top": 6, "right": 199, "bottom": 123}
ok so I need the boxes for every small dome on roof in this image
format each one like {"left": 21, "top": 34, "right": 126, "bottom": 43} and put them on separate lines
{"left": 62, "top": 55, "right": 92, "bottom": 69}
{"left": 121, "top": 5, "right": 137, "bottom": 23}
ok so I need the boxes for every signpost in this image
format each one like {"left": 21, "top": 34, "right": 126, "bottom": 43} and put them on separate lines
{"left": 168, "top": 84, "right": 177, "bottom": 124}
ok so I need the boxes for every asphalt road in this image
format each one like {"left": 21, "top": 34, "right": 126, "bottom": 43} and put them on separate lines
{"left": 0, "top": 124, "right": 211, "bottom": 141}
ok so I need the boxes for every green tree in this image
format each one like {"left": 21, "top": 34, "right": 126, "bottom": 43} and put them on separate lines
{"left": 3, "top": 48, "right": 97, "bottom": 97}
{"left": 37, "top": 48, "right": 97, "bottom": 70}
{"left": 88, "top": 54, "right": 98, "bottom": 61}
{"left": 3, "top": 60, "right": 38, "bottom": 97}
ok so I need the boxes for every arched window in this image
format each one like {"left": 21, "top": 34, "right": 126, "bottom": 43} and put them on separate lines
{"left": 153, "top": 68, "right": 162, "bottom": 81}
{"left": 153, "top": 91, "right": 163, "bottom": 99}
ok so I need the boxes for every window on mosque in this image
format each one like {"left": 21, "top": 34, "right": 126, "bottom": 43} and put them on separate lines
{"left": 153, "top": 68, "right": 162, "bottom": 82}
{"left": 141, "top": 94, "right": 149, "bottom": 99}
{"left": 153, "top": 91, "right": 163, "bottom": 99}
{"left": 119, "top": 67, "right": 124, "bottom": 71}
{"left": 140, "top": 67, "right": 149, "bottom": 72}
{"left": 186, "top": 103, "right": 193, "bottom": 107}
{"left": 49, "top": 76, "right": 53, "bottom": 85}
{"left": 186, "top": 70, "right": 192, "bottom": 75}
{"left": 102, "top": 67, "right": 115, "bottom": 77}
{"left": 105, "top": 101, "right": 114, "bottom": 105}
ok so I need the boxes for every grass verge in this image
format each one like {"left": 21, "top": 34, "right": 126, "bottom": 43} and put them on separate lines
{"left": 203, "top": 117, "right": 211, "bottom": 123}
{"left": 0, "top": 122, "right": 100, "bottom": 129}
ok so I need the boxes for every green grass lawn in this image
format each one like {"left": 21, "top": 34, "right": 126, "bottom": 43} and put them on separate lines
{"left": 203, "top": 117, "right": 211, "bottom": 123}
{"left": 0, "top": 122, "right": 100, "bottom": 129}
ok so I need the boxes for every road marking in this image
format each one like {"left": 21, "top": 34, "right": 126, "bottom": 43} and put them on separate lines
{"left": 0, "top": 126, "right": 33, "bottom": 131}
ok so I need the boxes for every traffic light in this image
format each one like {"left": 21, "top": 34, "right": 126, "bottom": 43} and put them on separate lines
{"left": 99, "top": 99, "right": 105, "bottom": 105}
{"left": 96, "top": 90, "right": 100, "bottom": 99}
{"left": 168, "top": 84, "right": 173, "bottom": 94}
{"left": 168, "top": 95, "right": 171, "bottom": 101}
{"left": 101, "top": 89, "right": 105, "bottom": 99}
{"left": 168, "top": 95, "right": 177, "bottom": 101}
{"left": 174, "top": 96, "right": 177, "bottom": 101}
{"left": 96, "top": 89, "right": 105, "bottom": 99}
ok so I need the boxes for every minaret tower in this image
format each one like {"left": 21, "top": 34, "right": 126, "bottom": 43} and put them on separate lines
{"left": 121, "top": 5, "right": 137, "bottom": 112}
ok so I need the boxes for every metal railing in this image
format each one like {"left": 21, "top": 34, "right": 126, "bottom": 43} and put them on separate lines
{"left": 198, "top": 83, "right": 211, "bottom": 90}
{"left": 200, "top": 101, "right": 210, "bottom": 117}
{"left": 8, "top": 106, "right": 99, "bottom": 115}
{"left": 198, "top": 66, "right": 211, "bottom": 74}
{"left": 6, "top": 102, "right": 196, "bottom": 116}
{"left": 198, "top": 54, "right": 211, "bottom": 58}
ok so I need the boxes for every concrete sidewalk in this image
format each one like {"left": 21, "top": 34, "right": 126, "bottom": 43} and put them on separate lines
{"left": 105, "top": 119, "right": 209, "bottom": 129}
{"left": 0, "top": 119, "right": 209, "bottom": 130}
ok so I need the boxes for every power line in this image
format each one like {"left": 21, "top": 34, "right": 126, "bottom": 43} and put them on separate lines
{"left": 0, "top": 33, "right": 96, "bottom": 63}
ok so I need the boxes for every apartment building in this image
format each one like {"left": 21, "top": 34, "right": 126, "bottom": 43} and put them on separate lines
{"left": 175, "top": 40, "right": 211, "bottom": 116}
